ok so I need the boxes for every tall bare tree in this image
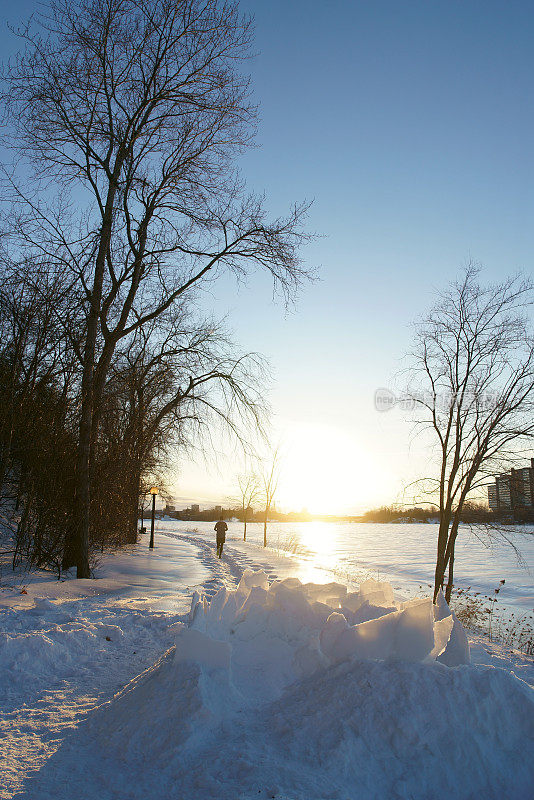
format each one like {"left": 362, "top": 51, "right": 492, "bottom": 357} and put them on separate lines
{"left": 236, "top": 472, "right": 260, "bottom": 540}
{"left": 261, "top": 447, "right": 280, "bottom": 547}
{"left": 407, "top": 267, "right": 534, "bottom": 602}
{"left": 2, "top": 0, "right": 311, "bottom": 576}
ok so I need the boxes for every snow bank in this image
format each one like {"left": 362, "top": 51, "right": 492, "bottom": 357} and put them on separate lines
{"left": 174, "top": 627, "right": 231, "bottom": 670}
{"left": 259, "top": 657, "right": 534, "bottom": 800}
{"left": 0, "top": 617, "right": 110, "bottom": 694}
{"left": 17, "top": 572, "right": 534, "bottom": 800}
{"left": 0, "top": 598, "right": 168, "bottom": 698}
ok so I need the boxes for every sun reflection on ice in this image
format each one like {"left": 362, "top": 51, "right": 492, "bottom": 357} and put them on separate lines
{"left": 294, "top": 521, "right": 341, "bottom": 585}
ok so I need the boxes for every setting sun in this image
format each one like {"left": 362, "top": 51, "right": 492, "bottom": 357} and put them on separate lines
{"left": 276, "top": 422, "right": 386, "bottom": 515}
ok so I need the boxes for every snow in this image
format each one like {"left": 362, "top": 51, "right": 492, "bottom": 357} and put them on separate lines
{"left": 174, "top": 626, "right": 231, "bottom": 670}
{"left": 153, "top": 518, "right": 534, "bottom": 618}
{"left": 1, "top": 530, "right": 533, "bottom": 799}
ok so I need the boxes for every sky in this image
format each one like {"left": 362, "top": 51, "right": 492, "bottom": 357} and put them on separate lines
{"left": 1, "top": 0, "right": 533, "bottom": 513}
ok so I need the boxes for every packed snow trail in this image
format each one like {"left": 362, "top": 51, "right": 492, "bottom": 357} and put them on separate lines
{"left": 1, "top": 532, "right": 533, "bottom": 799}
{"left": 160, "top": 529, "right": 284, "bottom": 587}
{"left": 0, "top": 532, "right": 294, "bottom": 799}
{"left": 0, "top": 537, "right": 215, "bottom": 798}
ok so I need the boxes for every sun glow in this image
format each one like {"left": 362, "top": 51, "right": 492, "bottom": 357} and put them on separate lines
{"left": 276, "top": 421, "right": 386, "bottom": 516}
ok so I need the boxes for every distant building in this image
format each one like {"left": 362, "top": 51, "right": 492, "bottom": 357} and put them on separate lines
{"left": 165, "top": 503, "right": 175, "bottom": 513}
{"left": 191, "top": 504, "right": 200, "bottom": 514}
{"left": 488, "top": 484, "right": 498, "bottom": 510}
{"left": 488, "top": 458, "right": 534, "bottom": 520}
{"left": 215, "top": 505, "right": 222, "bottom": 516}
{"left": 513, "top": 466, "right": 534, "bottom": 508}
{"left": 496, "top": 475, "right": 512, "bottom": 509}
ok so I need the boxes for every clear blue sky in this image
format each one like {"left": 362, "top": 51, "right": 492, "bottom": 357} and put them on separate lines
{"left": 192, "top": 0, "right": 534, "bottom": 512}
{"left": 1, "top": 1, "right": 533, "bottom": 511}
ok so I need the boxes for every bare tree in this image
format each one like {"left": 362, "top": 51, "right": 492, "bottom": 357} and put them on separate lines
{"left": 407, "top": 267, "right": 534, "bottom": 602}
{"left": 103, "top": 309, "right": 267, "bottom": 542}
{"left": 236, "top": 472, "right": 260, "bottom": 541}
{"left": 2, "top": 0, "right": 311, "bottom": 576}
{"left": 260, "top": 447, "right": 280, "bottom": 547}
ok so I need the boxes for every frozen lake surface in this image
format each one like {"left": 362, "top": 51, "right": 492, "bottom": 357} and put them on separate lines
{"left": 155, "top": 519, "right": 534, "bottom": 617}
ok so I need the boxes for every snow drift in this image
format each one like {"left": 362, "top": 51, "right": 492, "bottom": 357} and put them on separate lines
{"left": 16, "top": 572, "right": 534, "bottom": 800}
{"left": 186, "top": 572, "right": 470, "bottom": 681}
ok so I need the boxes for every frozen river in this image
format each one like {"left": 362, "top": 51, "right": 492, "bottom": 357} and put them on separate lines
{"left": 155, "top": 518, "right": 534, "bottom": 618}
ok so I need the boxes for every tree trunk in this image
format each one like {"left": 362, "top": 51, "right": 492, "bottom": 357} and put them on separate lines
{"left": 445, "top": 537, "right": 456, "bottom": 604}
{"left": 0, "top": 429, "right": 13, "bottom": 497}
{"left": 68, "top": 196, "right": 117, "bottom": 578}
{"left": 73, "top": 370, "right": 93, "bottom": 577}
{"left": 127, "top": 467, "right": 142, "bottom": 544}
{"left": 14, "top": 460, "right": 26, "bottom": 511}
{"left": 0, "top": 337, "right": 24, "bottom": 495}
{"left": 13, "top": 484, "right": 34, "bottom": 570}
{"left": 443, "top": 514, "right": 461, "bottom": 604}
{"left": 243, "top": 509, "right": 247, "bottom": 541}
{"left": 433, "top": 507, "right": 452, "bottom": 602}
{"left": 263, "top": 510, "right": 267, "bottom": 547}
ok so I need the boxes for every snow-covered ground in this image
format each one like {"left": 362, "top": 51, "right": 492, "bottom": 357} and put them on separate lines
{"left": 152, "top": 518, "right": 534, "bottom": 617}
{"left": 1, "top": 530, "right": 533, "bottom": 799}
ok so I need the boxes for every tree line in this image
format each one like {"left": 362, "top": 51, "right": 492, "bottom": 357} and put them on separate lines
{"left": 0, "top": 0, "right": 311, "bottom": 577}
{"left": 360, "top": 502, "right": 499, "bottom": 524}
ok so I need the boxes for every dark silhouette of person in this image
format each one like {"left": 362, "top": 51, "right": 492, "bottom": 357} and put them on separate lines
{"left": 214, "top": 516, "right": 228, "bottom": 558}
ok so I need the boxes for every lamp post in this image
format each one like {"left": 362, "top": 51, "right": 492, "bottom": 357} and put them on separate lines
{"left": 149, "top": 486, "right": 159, "bottom": 549}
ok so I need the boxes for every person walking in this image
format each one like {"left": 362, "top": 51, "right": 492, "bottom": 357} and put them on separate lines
{"left": 214, "top": 516, "right": 228, "bottom": 558}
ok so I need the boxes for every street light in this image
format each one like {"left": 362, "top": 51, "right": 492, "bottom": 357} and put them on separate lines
{"left": 149, "top": 486, "right": 159, "bottom": 549}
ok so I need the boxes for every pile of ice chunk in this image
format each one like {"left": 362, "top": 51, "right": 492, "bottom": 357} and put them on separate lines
{"left": 176, "top": 572, "right": 469, "bottom": 700}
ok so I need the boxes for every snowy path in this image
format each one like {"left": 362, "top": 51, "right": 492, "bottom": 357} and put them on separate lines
{"left": 0, "top": 599, "right": 187, "bottom": 799}
{"left": 161, "top": 530, "right": 286, "bottom": 589}
{"left": 0, "top": 532, "right": 295, "bottom": 799}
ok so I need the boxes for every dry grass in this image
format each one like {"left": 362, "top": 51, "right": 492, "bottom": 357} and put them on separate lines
{"left": 271, "top": 533, "right": 304, "bottom": 557}
{"left": 452, "top": 582, "right": 533, "bottom": 656}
